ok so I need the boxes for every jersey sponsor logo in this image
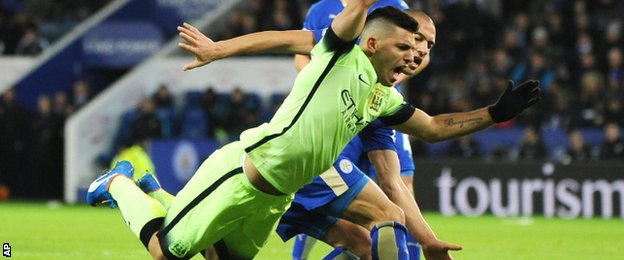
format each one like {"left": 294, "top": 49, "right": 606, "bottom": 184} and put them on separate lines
{"left": 340, "top": 90, "right": 365, "bottom": 134}
{"left": 339, "top": 159, "right": 353, "bottom": 174}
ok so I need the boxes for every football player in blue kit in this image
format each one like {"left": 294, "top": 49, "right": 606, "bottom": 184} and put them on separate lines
{"left": 287, "top": 1, "right": 426, "bottom": 259}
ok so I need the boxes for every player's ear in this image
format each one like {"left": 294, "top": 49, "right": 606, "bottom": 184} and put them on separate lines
{"left": 366, "top": 37, "right": 378, "bottom": 54}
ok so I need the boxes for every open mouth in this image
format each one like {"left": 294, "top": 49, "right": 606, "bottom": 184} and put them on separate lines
{"left": 391, "top": 66, "right": 404, "bottom": 82}
{"left": 414, "top": 56, "right": 423, "bottom": 65}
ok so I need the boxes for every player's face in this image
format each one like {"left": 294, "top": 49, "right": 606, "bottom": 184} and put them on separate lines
{"left": 369, "top": 27, "right": 416, "bottom": 86}
{"left": 407, "top": 16, "right": 436, "bottom": 75}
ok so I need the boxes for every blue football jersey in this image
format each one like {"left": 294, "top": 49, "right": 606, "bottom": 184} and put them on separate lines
{"left": 304, "top": 0, "right": 409, "bottom": 43}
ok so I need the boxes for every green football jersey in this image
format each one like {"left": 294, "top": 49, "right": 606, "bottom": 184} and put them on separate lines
{"left": 240, "top": 29, "right": 406, "bottom": 194}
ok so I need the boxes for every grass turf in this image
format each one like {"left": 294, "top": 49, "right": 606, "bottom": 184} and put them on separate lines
{"left": 2, "top": 201, "right": 622, "bottom": 259}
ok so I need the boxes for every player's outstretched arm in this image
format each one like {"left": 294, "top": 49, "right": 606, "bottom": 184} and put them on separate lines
{"left": 394, "top": 80, "right": 541, "bottom": 142}
{"left": 177, "top": 22, "right": 315, "bottom": 71}
{"left": 330, "top": 0, "right": 377, "bottom": 41}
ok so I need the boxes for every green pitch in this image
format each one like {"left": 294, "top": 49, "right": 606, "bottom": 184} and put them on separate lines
{"left": 1, "top": 201, "right": 622, "bottom": 259}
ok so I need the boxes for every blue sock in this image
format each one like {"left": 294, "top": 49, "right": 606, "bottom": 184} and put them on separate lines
{"left": 406, "top": 233, "right": 421, "bottom": 260}
{"left": 292, "top": 234, "right": 317, "bottom": 260}
{"left": 371, "top": 221, "right": 409, "bottom": 260}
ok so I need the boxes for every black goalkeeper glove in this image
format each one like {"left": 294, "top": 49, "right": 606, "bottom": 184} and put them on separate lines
{"left": 488, "top": 80, "right": 542, "bottom": 123}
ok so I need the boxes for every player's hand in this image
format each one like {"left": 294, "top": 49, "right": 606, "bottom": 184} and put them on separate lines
{"left": 421, "top": 239, "right": 462, "bottom": 260}
{"left": 177, "top": 22, "right": 219, "bottom": 71}
{"left": 488, "top": 80, "right": 542, "bottom": 123}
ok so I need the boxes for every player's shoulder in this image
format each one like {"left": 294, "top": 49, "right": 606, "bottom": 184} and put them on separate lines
{"left": 307, "top": 0, "right": 342, "bottom": 15}
{"left": 304, "top": 0, "right": 343, "bottom": 30}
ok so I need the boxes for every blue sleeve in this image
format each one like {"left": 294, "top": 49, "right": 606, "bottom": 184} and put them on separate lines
{"left": 359, "top": 120, "right": 397, "bottom": 153}
{"left": 370, "top": 0, "right": 409, "bottom": 12}
{"left": 310, "top": 28, "right": 326, "bottom": 44}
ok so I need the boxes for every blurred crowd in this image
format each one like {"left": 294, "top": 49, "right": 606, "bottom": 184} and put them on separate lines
{"left": 399, "top": 0, "right": 624, "bottom": 162}
{"left": 0, "top": 0, "right": 109, "bottom": 55}
{"left": 1, "top": 0, "right": 623, "bottom": 199}
{"left": 0, "top": 80, "right": 92, "bottom": 199}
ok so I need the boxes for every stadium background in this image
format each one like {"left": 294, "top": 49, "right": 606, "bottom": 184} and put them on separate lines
{"left": 0, "top": 0, "right": 622, "bottom": 259}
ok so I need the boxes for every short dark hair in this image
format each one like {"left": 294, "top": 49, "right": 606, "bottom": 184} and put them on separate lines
{"left": 366, "top": 6, "right": 419, "bottom": 33}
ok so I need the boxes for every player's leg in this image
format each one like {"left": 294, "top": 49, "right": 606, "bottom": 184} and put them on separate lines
{"left": 277, "top": 201, "right": 370, "bottom": 259}
{"left": 321, "top": 218, "right": 371, "bottom": 260}
{"left": 292, "top": 234, "right": 318, "bottom": 260}
{"left": 86, "top": 161, "right": 168, "bottom": 256}
{"left": 322, "top": 180, "right": 408, "bottom": 259}
{"left": 136, "top": 173, "right": 174, "bottom": 209}
{"left": 158, "top": 141, "right": 293, "bottom": 259}
{"left": 396, "top": 131, "right": 421, "bottom": 260}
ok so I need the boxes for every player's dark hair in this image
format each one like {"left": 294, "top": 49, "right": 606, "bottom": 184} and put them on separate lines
{"left": 366, "top": 6, "right": 419, "bottom": 33}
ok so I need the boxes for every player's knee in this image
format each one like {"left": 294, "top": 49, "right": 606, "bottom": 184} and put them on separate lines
{"left": 377, "top": 203, "right": 405, "bottom": 224}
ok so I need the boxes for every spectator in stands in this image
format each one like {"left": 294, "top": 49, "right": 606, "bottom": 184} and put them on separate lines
{"left": 257, "top": 0, "right": 302, "bottom": 31}
{"left": 445, "top": 134, "right": 481, "bottom": 159}
{"left": 601, "top": 95, "right": 623, "bottom": 127}
{"left": 599, "top": 121, "right": 624, "bottom": 160}
{"left": 605, "top": 47, "right": 623, "bottom": 92}
{"left": 29, "top": 94, "right": 63, "bottom": 199}
{"left": 200, "top": 86, "right": 221, "bottom": 138}
{"left": 580, "top": 71, "right": 607, "bottom": 126}
{"left": 151, "top": 84, "right": 175, "bottom": 138}
{"left": 72, "top": 79, "right": 91, "bottom": 110}
{"left": 0, "top": 88, "right": 30, "bottom": 197}
{"left": 53, "top": 90, "right": 73, "bottom": 119}
{"left": 510, "top": 49, "right": 556, "bottom": 92}
{"left": 516, "top": 126, "right": 548, "bottom": 161}
{"left": 130, "top": 98, "right": 162, "bottom": 144}
{"left": 152, "top": 84, "right": 174, "bottom": 110}
{"left": 221, "top": 87, "right": 258, "bottom": 140}
{"left": 559, "top": 129, "right": 595, "bottom": 164}
{"left": 542, "top": 81, "right": 578, "bottom": 131}
{"left": 15, "top": 27, "right": 49, "bottom": 55}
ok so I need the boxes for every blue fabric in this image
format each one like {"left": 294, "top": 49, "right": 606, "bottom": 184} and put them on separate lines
{"left": 406, "top": 232, "right": 421, "bottom": 260}
{"left": 276, "top": 202, "right": 339, "bottom": 241}
{"left": 371, "top": 221, "right": 409, "bottom": 260}
{"left": 305, "top": 0, "right": 408, "bottom": 43}
{"left": 292, "top": 234, "right": 313, "bottom": 260}
{"left": 317, "top": 175, "right": 369, "bottom": 217}
{"left": 292, "top": 156, "right": 368, "bottom": 211}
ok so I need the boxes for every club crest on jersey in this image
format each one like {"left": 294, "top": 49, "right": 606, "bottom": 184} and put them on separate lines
{"left": 369, "top": 87, "right": 384, "bottom": 113}
{"left": 339, "top": 159, "right": 353, "bottom": 174}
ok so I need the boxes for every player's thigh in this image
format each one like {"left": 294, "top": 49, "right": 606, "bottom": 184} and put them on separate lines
{"left": 160, "top": 142, "right": 292, "bottom": 259}
{"left": 221, "top": 197, "right": 290, "bottom": 259}
{"left": 341, "top": 181, "right": 403, "bottom": 229}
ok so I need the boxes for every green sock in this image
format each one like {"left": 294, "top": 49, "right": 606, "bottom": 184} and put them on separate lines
{"left": 148, "top": 188, "right": 175, "bottom": 209}
{"left": 109, "top": 176, "right": 167, "bottom": 238}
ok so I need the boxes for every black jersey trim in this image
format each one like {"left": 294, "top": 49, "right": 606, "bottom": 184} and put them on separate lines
{"left": 245, "top": 28, "right": 353, "bottom": 153}
{"left": 159, "top": 167, "right": 243, "bottom": 237}
{"left": 379, "top": 103, "right": 415, "bottom": 126}
{"left": 324, "top": 26, "right": 357, "bottom": 53}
